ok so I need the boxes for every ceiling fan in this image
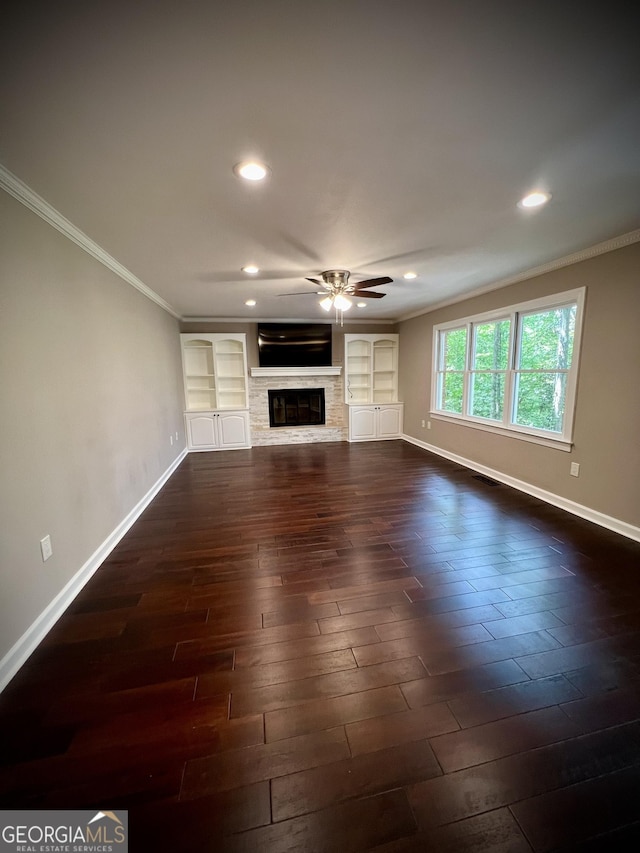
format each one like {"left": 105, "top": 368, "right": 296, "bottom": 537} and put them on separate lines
{"left": 280, "top": 269, "right": 393, "bottom": 324}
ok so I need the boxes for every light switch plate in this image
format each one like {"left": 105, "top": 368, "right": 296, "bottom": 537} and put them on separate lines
{"left": 40, "top": 534, "right": 53, "bottom": 561}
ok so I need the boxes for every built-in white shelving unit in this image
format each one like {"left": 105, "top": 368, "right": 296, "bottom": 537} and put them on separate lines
{"left": 180, "top": 334, "right": 251, "bottom": 450}
{"left": 344, "top": 334, "right": 402, "bottom": 441}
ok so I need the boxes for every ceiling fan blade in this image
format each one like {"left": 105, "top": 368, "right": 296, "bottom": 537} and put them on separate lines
{"left": 305, "top": 277, "right": 322, "bottom": 285}
{"left": 277, "top": 291, "right": 324, "bottom": 296}
{"left": 354, "top": 290, "right": 385, "bottom": 298}
{"left": 354, "top": 276, "right": 393, "bottom": 289}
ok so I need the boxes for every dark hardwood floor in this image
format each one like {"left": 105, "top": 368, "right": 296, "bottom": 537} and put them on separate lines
{"left": 2, "top": 440, "right": 640, "bottom": 851}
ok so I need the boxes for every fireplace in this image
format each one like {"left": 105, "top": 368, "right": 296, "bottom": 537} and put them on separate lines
{"left": 268, "top": 388, "right": 325, "bottom": 428}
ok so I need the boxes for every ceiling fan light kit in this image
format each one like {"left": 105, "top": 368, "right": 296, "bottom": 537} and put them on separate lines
{"left": 286, "top": 269, "right": 394, "bottom": 325}
{"left": 333, "top": 293, "right": 352, "bottom": 311}
{"left": 319, "top": 296, "right": 333, "bottom": 312}
{"left": 320, "top": 292, "right": 352, "bottom": 324}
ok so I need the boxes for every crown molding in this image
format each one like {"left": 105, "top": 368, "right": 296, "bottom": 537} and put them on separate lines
{"left": 0, "top": 164, "right": 180, "bottom": 319}
{"left": 398, "top": 229, "right": 640, "bottom": 322}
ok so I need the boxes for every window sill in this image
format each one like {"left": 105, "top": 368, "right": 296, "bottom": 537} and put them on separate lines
{"left": 429, "top": 412, "right": 573, "bottom": 452}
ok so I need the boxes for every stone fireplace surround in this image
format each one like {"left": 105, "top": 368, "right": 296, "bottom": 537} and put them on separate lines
{"left": 248, "top": 367, "right": 346, "bottom": 446}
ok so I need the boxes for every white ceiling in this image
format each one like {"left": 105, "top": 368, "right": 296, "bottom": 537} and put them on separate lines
{"left": 1, "top": 1, "right": 639, "bottom": 322}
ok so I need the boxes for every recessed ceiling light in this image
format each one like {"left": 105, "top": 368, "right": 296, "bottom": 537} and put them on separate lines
{"left": 242, "top": 265, "right": 259, "bottom": 274}
{"left": 518, "top": 190, "right": 551, "bottom": 209}
{"left": 356, "top": 302, "right": 367, "bottom": 308}
{"left": 244, "top": 299, "right": 256, "bottom": 307}
{"left": 403, "top": 272, "right": 417, "bottom": 280}
{"left": 233, "top": 161, "right": 270, "bottom": 181}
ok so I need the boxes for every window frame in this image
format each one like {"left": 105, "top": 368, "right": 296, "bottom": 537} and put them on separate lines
{"left": 430, "top": 287, "right": 586, "bottom": 451}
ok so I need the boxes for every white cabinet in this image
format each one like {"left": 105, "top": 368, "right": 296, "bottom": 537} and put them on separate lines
{"left": 181, "top": 334, "right": 248, "bottom": 411}
{"left": 344, "top": 334, "right": 399, "bottom": 404}
{"left": 180, "top": 334, "right": 251, "bottom": 451}
{"left": 348, "top": 404, "right": 404, "bottom": 442}
{"left": 185, "top": 411, "right": 250, "bottom": 451}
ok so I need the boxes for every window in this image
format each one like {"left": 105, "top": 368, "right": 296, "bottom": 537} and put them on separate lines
{"left": 469, "top": 319, "right": 510, "bottom": 421}
{"left": 432, "top": 288, "right": 585, "bottom": 449}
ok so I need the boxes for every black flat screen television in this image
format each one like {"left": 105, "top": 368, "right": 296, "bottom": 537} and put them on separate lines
{"left": 258, "top": 323, "right": 332, "bottom": 367}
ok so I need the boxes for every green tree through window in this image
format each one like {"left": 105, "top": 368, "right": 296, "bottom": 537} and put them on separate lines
{"left": 470, "top": 319, "right": 510, "bottom": 421}
{"left": 439, "top": 327, "right": 466, "bottom": 413}
{"left": 513, "top": 305, "right": 576, "bottom": 432}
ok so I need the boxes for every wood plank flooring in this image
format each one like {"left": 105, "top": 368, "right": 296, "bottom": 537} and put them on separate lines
{"left": 2, "top": 440, "right": 640, "bottom": 851}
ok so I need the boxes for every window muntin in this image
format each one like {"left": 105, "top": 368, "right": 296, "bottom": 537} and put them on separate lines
{"left": 432, "top": 289, "right": 584, "bottom": 446}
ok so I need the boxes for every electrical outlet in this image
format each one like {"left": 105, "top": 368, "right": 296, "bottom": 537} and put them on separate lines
{"left": 175, "top": 431, "right": 179, "bottom": 441}
{"left": 427, "top": 421, "right": 431, "bottom": 430}
{"left": 570, "top": 462, "right": 580, "bottom": 477}
{"left": 170, "top": 435, "right": 174, "bottom": 446}
{"left": 40, "top": 535, "right": 53, "bottom": 562}
{"left": 421, "top": 419, "right": 425, "bottom": 428}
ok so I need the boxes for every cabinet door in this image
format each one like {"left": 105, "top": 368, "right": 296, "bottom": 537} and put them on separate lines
{"left": 217, "top": 412, "right": 250, "bottom": 448}
{"left": 349, "top": 406, "right": 377, "bottom": 440}
{"left": 186, "top": 414, "right": 218, "bottom": 448}
{"left": 377, "top": 405, "right": 402, "bottom": 438}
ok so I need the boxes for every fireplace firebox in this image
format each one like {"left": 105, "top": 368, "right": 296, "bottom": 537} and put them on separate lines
{"left": 268, "top": 388, "right": 325, "bottom": 428}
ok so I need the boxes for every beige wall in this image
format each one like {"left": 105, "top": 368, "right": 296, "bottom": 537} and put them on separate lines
{"left": 398, "top": 242, "right": 640, "bottom": 529}
{"left": 0, "top": 190, "right": 185, "bottom": 667}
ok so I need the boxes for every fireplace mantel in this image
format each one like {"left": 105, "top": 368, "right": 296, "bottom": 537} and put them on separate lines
{"left": 250, "top": 366, "right": 342, "bottom": 378}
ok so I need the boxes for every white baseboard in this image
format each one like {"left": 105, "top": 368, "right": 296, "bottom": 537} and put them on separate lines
{"left": 0, "top": 449, "right": 188, "bottom": 693}
{"left": 402, "top": 434, "right": 640, "bottom": 543}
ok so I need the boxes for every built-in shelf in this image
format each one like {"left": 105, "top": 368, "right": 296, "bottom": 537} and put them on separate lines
{"left": 344, "top": 335, "right": 399, "bottom": 404}
{"left": 181, "top": 333, "right": 248, "bottom": 411}
{"left": 250, "top": 366, "right": 342, "bottom": 378}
